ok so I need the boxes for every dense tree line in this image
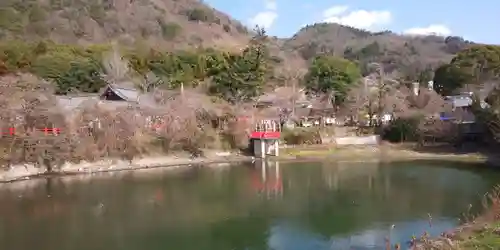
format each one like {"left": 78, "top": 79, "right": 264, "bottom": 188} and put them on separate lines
{"left": 2, "top": 27, "right": 499, "bottom": 147}
{"left": 304, "top": 55, "right": 361, "bottom": 107}
{"left": 0, "top": 31, "right": 365, "bottom": 106}
{"left": 433, "top": 45, "right": 500, "bottom": 96}
{"left": 432, "top": 44, "right": 500, "bottom": 143}
{"left": 0, "top": 29, "right": 272, "bottom": 103}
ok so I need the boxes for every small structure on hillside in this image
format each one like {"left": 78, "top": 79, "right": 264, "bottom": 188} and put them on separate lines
{"left": 292, "top": 95, "right": 335, "bottom": 127}
{"left": 256, "top": 87, "right": 336, "bottom": 127}
{"left": 55, "top": 83, "right": 163, "bottom": 129}
{"left": 441, "top": 93, "right": 489, "bottom": 123}
{"left": 250, "top": 119, "right": 280, "bottom": 158}
{"left": 441, "top": 93, "right": 489, "bottom": 141}
{"left": 99, "top": 83, "right": 159, "bottom": 109}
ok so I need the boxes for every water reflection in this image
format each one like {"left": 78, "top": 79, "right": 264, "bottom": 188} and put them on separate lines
{"left": 250, "top": 161, "right": 283, "bottom": 198}
{"left": 0, "top": 161, "right": 498, "bottom": 250}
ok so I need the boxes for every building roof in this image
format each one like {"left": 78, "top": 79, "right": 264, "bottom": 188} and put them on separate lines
{"left": 445, "top": 94, "right": 490, "bottom": 109}
{"left": 54, "top": 84, "right": 161, "bottom": 113}
{"left": 101, "top": 84, "right": 160, "bottom": 110}
{"left": 446, "top": 95, "right": 473, "bottom": 108}
{"left": 105, "top": 84, "right": 140, "bottom": 102}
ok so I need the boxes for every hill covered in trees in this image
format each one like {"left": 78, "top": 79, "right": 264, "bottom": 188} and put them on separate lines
{"left": 1, "top": 0, "right": 496, "bottom": 119}
{"left": 282, "top": 23, "right": 475, "bottom": 80}
{"left": 0, "top": 0, "right": 306, "bottom": 81}
{"left": 0, "top": 0, "right": 486, "bottom": 82}
{"left": 0, "top": 0, "right": 497, "bottom": 103}
{"left": 0, "top": 0, "right": 251, "bottom": 50}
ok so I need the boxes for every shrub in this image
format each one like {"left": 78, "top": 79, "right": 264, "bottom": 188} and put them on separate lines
{"left": 381, "top": 117, "right": 420, "bottom": 142}
{"left": 31, "top": 52, "right": 87, "bottom": 79}
{"left": 0, "top": 41, "right": 35, "bottom": 71}
{"left": 29, "top": 22, "right": 50, "bottom": 36}
{"left": 223, "top": 24, "right": 231, "bottom": 33}
{"left": 0, "top": 74, "right": 253, "bottom": 169}
{"left": 28, "top": 4, "right": 47, "bottom": 22}
{"left": 0, "top": 7, "right": 24, "bottom": 32}
{"left": 282, "top": 128, "right": 322, "bottom": 145}
{"left": 159, "top": 21, "right": 181, "bottom": 40}
{"left": 88, "top": 4, "right": 106, "bottom": 25}
{"left": 185, "top": 8, "right": 214, "bottom": 22}
{"left": 49, "top": 0, "right": 70, "bottom": 10}
{"left": 0, "top": 60, "right": 8, "bottom": 75}
{"left": 54, "top": 59, "right": 106, "bottom": 94}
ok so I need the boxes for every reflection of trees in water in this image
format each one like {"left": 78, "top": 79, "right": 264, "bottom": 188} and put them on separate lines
{"left": 0, "top": 161, "right": 498, "bottom": 250}
{"left": 0, "top": 178, "right": 77, "bottom": 223}
{"left": 296, "top": 161, "right": 492, "bottom": 238}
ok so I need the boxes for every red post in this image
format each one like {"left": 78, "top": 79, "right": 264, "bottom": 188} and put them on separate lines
{"left": 9, "top": 127, "right": 15, "bottom": 135}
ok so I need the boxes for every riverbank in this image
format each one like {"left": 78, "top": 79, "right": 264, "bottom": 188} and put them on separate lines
{"left": 413, "top": 186, "right": 500, "bottom": 250}
{"left": 0, "top": 152, "right": 253, "bottom": 183}
{"left": 1, "top": 143, "right": 497, "bottom": 183}
{"left": 281, "top": 143, "right": 494, "bottom": 164}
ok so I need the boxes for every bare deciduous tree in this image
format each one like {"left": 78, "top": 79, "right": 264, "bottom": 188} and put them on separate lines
{"left": 0, "top": 50, "right": 256, "bottom": 170}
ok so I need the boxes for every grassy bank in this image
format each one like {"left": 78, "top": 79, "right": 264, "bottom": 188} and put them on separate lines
{"left": 413, "top": 186, "right": 500, "bottom": 250}
{"left": 280, "top": 144, "right": 490, "bottom": 164}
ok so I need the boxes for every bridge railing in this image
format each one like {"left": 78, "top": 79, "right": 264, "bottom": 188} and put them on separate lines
{"left": 254, "top": 119, "right": 280, "bottom": 132}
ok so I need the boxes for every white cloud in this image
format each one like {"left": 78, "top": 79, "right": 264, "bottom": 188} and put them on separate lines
{"left": 323, "top": 5, "right": 348, "bottom": 17}
{"left": 403, "top": 24, "right": 451, "bottom": 36}
{"left": 248, "top": 11, "right": 278, "bottom": 29}
{"left": 322, "top": 5, "right": 392, "bottom": 30}
{"left": 265, "top": 0, "right": 277, "bottom": 10}
{"left": 248, "top": 0, "right": 278, "bottom": 29}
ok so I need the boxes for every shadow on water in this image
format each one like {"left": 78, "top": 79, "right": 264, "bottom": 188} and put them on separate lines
{"left": 1, "top": 160, "right": 500, "bottom": 250}
{"left": 406, "top": 142, "right": 500, "bottom": 167}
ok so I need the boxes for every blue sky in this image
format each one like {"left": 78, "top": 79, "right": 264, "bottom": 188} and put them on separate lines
{"left": 205, "top": 0, "right": 499, "bottom": 44}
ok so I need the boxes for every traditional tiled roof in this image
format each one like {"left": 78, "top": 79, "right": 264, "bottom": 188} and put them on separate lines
{"left": 445, "top": 94, "right": 490, "bottom": 109}
{"left": 105, "top": 84, "right": 140, "bottom": 102}
{"left": 53, "top": 83, "right": 161, "bottom": 113}
{"left": 445, "top": 95, "right": 473, "bottom": 108}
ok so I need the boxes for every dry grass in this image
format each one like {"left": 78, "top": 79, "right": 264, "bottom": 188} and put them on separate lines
{"left": 0, "top": 72, "right": 252, "bottom": 171}
{"left": 412, "top": 186, "right": 500, "bottom": 250}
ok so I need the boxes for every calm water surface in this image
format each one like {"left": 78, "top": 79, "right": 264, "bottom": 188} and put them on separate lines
{"left": 1, "top": 160, "right": 499, "bottom": 250}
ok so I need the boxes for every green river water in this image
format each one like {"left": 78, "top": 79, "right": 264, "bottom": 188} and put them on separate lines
{"left": 0, "top": 160, "right": 499, "bottom": 250}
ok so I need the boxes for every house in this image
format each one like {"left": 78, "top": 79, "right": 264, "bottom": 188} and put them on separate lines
{"left": 287, "top": 102, "right": 335, "bottom": 127}
{"left": 256, "top": 87, "right": 337, "bottom": 127}
{"left": 440, "top": 93, "right": 489, "bottom": 139}
{"left": 99, "top": 84, "right": 160, "bottom": 110}
{"left": 441, "top": 93, "right": 489, "bottom": 123}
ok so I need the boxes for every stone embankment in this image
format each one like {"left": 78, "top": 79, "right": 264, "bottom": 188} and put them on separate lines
{"left": 0, "top": 153, "right": 252, "bottom": 182}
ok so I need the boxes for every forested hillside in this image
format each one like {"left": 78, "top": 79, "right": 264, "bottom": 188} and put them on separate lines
{"left": 0, "top": 0, "right": 251, "bottom": 50}
{"left": 282, "top": 23, "right": 474, "bottom": 80}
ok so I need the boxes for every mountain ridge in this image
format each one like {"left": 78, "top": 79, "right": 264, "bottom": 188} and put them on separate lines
{"left": 0, "top": 0, "right": 486, "bottom": 79}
